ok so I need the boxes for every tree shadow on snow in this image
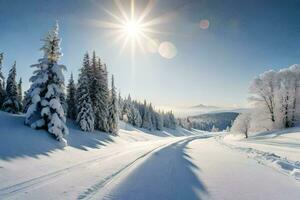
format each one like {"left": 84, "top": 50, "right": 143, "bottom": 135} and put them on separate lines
{"left": 0, "top": 112, "right": 115, "bottom": 161}
{"left": 66, "top": 120, "right": 115, "bottom": 151}
{"left": 104, "top": 136, "right": 209, "bottom": 200}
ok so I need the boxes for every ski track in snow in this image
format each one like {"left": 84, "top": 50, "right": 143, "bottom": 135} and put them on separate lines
{"left": 0, "top": 142, "right": 170, "bottom": 199}
{"left": 216, "top": 136, "right": 300, "bottom": 181}
{"left": 0, "top": 135, "right": 204, "bottom": 200}
{"left": 77, "top": 135, "right": 208, "bottom": 200}
{"left": 0, "top": 150, "right": 126, "bottom": 198}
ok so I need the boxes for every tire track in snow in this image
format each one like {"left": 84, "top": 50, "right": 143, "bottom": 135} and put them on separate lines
{"left": 77, "top": 135, "right": 206, "bottom": 200}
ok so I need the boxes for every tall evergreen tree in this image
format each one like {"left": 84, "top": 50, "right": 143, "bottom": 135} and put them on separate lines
{"left": 66, "top": 73, "right": 77, "bottom": 120}
{"left": 76, "top": 62, "right": 94, "bottom": 132}
{"left": 127, "top": 105, "right": 142, "bottom": 127}
{"left": 3, "top": 62, "right": 21, "bottom": 113}
{"left": 118, "top": 92, "right": 124, "bottom": 120}
{"left": 108, "top": 75, "right": 119, "bottom": 134}
{"left": 17, "top": 78, "right": 23, "bottom": 112}
{"left": 142, "top": 101, "right": 153, "bottom": 130}
{"left": 25, "top": 23, "right": 68, "bottom": 145}
{"left": 0, "top": 53, "right": 6, "bottom": 108}
{"left": 92, "top": 55, "right": 109, "bottom": 132}
{"left": 155, "top": 111, "right": 163, "bottom": 130}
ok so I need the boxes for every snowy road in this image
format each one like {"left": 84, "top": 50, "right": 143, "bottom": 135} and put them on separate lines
{"left": 92, "top": 136, "right": 300, "bottom": 200}
{"left": 1, "top": 135, "right": 300, "bottom": 200}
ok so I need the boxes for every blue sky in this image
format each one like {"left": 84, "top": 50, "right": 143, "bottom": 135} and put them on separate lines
{"left": 1, "top": 0, "right": 300, "bottom": 109}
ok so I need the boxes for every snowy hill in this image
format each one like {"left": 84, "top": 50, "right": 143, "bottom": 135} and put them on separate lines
{"left": 0, "top": 111, "right": 197, "bottom": 160}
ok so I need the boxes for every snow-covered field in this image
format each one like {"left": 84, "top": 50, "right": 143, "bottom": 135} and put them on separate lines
{"left": 221, "top": 129, "right": 300, "bottom": 182}
{"left": 1, "top": 111, "right": 300, "bottom": 200}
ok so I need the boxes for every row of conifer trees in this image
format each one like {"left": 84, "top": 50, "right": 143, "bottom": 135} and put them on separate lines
{"left": 0, "top": 23, "right": 177, "bottom": 144}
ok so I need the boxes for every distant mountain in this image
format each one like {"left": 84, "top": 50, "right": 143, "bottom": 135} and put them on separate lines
{"left": 189, "top": 104, "right": 220, "bottom": 109}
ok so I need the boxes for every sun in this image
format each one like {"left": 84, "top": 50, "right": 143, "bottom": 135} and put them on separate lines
{"left": 123, "top": 20, "right": 141, "bottom": 38}
{"left": 95, "top": 0, "right": 167, "bottom": 57}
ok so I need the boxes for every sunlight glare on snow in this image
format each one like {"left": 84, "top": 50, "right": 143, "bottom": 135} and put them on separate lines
{"left": 158, "top": 41, "right": 177, "bottom": 59}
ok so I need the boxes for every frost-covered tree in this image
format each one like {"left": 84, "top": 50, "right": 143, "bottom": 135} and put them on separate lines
{"left": 66, "top": 73, "right": 77, "bottom": 120}
{"left": 25, "top": 23, "right": 68, "bottom": 145}
{"left": 275, "top": 65, "right": 300, "bottom": 128}
{"left": 249, "top": 70, "right": 277, "bottom": 126}
{"left": 0, "top": 53, "right": 6, "bottom": 108}
{"left": 2, "top": 62, "right": 21, "bottom": 113}
{"left": 76, "top": 63, "right": 94, "bottom": 132}
{"left": 108, "top": 75, "right": 119, "bottom": 134}
{"left": 249, "top": 65, "right": 300, "bottom": 130}
{"left": 231, "top": 113, "right": 251, "bottom": 138}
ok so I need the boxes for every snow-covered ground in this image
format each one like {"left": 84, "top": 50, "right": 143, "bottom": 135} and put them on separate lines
{"left": 222, "top": 129, "right": 300, "bottom": 182}
{"left": 1, "top": 111, "right": 300, "bottom": 200}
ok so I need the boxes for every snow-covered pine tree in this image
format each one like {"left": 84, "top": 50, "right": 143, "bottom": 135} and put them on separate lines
{"left": 17, "top": 78, "right": 22, "bottom": 102}
{"left": 2, "top": 62, "right": 21, "bottom": 113}
{"left": 126, "top": 100, "right": 139, "bottom": 126}
{"left": 108, "top": 75, "right": 119, "bottom": 134}
{"left": 66, "top": 73, "right": 77, "bottom": 120}
{"left": 17, "top": 78, "right": 23, "bottom": 112}
{"left": 25, "top": 23, "right": 68, "bottom": 145}
{"left": 76, "top": 61, "right": 95, "bottom": 132}
{"left": 155, "top": 112, "right": 163, "bottom": 130}
{"left": 92, "top": 55, "right": 109, "bottom": 132}
{"left": 0, "top": 53, "right": 6, "bottom": 108}
{"left": 122, "top": 95, "right": 131, "bottom": 121}
{"left": 168, "top": 111, "right": 177, "bottom": 129}
{"left": 149, "top": 104, "right": 157, "bottom": 130}
{"left": 142, "top": 101, "right": 153, "bottom": 130}
{"left": 118, "top": 92, "right": 124, "bottom": 120}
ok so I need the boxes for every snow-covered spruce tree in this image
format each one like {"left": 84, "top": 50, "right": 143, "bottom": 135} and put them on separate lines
{"left": 88, "top": 52, "right": 108, "bottom": 132}
{"left": 25, "top": 23, "right": 68, "bottom": 145}
{"left": 168, "top": 111, "right": 177, "bottom": 129}
{"left": 142, "top": 102, "right": 153, "bottom": 130}
{"left": 149, "top": 104, "right": 157, "bottom": 130}
{"left": 2, "top": 62, "right": 21, "bottom": 113}
{"left": 76, "top": 62, "right": 94, "bottom": 132}
{"left": 127, "top": 104, "right": 142, "bottom": 127}
{"left": 108, "top": 75, "right": 119, "bottom": 134}
{"left": 121, "top": 95, "right": 131, "bottom": 121}
{"left": 0, "top": 53, "right": 6, "bottom": 108}
{"left": 17, "top": 78, "right": 23, "bottom": 112}
{"left": 155, "top": 111, "right": 163, "bottom": 130}
{"left": 66, "top": 73, "right": 77, "bottom": 120}
{"left": 118, "top": 92, "right": 124, "bottom": 120}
